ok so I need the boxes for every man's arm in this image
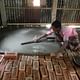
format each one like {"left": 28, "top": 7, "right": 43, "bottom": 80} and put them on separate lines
{"left": 61, "top": 35, "right": 69, "bottom": 49}
{"left": 36, "top": 34, "right": 48, "bottom": 41}
{"left": 33, "top": 29, "right": 53, "bottom": 41}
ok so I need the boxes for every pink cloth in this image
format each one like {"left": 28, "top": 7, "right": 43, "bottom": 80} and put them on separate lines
{"left": 61, "top": 27, "right": 78, "bottom": 41}
{"left": 46, "top": 29, "right": 53, "bottom": 35}
{"left": 46, "top": 27, "right": 78, "bottom": 41}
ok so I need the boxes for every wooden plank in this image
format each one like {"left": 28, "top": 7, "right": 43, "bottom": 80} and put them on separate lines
{"left": 48, "top": 71, "right": 56, "bottom": 80}
{"left": 26, "top": 66, "right": 32, "bottom": 77}
{"left": 46, "top": 61, "right": 53, "bottom": 71}
{"left": 2, "top": 72, "right": 11, "bottom": 80}
{"left": 33, "top": 61, "right": 39, "bottom": 70}
{"left": 70, "top": 73, "right": 79, "bottom": 80}
{"left": 40, "top": 65, "right": 48, "bottom": 79}
{"left": 33, "top": 70, "right": 40, "bottom": 80}
{"left": 54, "top": 64, "right": 62, "bottom": 76}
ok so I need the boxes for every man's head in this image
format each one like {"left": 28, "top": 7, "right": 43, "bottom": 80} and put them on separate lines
{"left": 51, "top": 20, "right": 61, "bottom": 32}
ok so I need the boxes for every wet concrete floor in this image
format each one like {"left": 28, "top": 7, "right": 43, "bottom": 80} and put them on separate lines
{"left": 0, "top": 28, "right": 60, "bottom": 54}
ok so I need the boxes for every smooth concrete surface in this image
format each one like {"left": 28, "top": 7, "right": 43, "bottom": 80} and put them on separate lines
{"left": 0, "top": 28, "right": 60, "bottom": 54}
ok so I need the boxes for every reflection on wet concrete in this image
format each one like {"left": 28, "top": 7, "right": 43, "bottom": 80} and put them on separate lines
{"left": 0, "top": 28, "right": 60, "bottom": 54}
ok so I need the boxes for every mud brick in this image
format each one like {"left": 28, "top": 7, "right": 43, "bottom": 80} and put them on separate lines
{"left": 18, "top": 55, "right": 22, "bottom": 61}
{"left": 54, "top": 65, "right": 62, "bottom": 76}
{"left": 63, "top": 54, "right": 70, "bottom": 62}
{"left": 26, "top": 66, "right": 32, "bottom": 77}
{"left": 21, "top": 55, "right": 27, "bottom": 62}
{"left": 52, "top": 58, "right": 59, "bottom": 65}
{"left": 25, "top": 77, "right": 32, "bottom": 80}
{"left": 56, "top": 76, "right": 64, "bottom": 80}
{"left": 40, "top": 65, "right": 48, "bottom": 78}
{"left": 56, "top": 52, "right": 63, "bottom": 59}
{"left": 46, "top": 61, "right": 53, "bottom": 71}
{"left": 39, "top": 56, "right": 44, "bottom": 60}
{"left": 45, "top": 56, "right": 51, "bottom": 61}
{"left": 11, "top": 67, "right": 18, "bottom": 79}
{"left": 0, "top": 70, "right": 4, "bottom": 79}
{"left": 70, "top": 73, "right": 79, "bottom": 80}
{"left": 4, "top": 52, "right": 18, "bottom": 60}
{"left": 33, "top": 56, "right": 38, "bottom": 61}
{"left": 39, "top": 58, "right": 46, "bottom": 66}
{"left": 48, "top": 71, "right": 56, "bottom": 80}
{"left": 19, "top": 61, "right": 25, "bottom": 71}
{"left": 18, "top": 71, "right": 25, "bottom": 80}
{"left": 59, "top": 60, "right": 67, "bottom": 70}
{"left": 13, "top": 60, "right": 19, "bottom": 68}
{"left": 42, "top": 77, "right": 49, "bottom": 80}
{"left": 27, "top": 56, "right": 32, "bottom": 66}
{"left": 33, "top": 70, "right": 40, "bottom": 80}
{"left": 21, "top": 55, "right": 25, "bottom": 61}
{"left": 11, "top": 78, "right": 17, "bottom": 80}
{"left": 2, "top": 72, "right": 11, "bottom": 80}
{"left": 33, "top": 61, "right": 39, "bottom": 70}
{"left": 63, "top": 69, "right": 72, "bottom": 80}
{"left": 0, "top": 64, "right": 5, "bottom": 79}
{"left": 5, "top": 61, "right": 13, "bottom": 72}
{"left": 65, "top": 61, "right": 75, "bottom": 74}
{"left": 0, "top": 55, "right": 4, "bottom": 62}
{"left": 0, "top": 58, "right": 8, "bottom": 65}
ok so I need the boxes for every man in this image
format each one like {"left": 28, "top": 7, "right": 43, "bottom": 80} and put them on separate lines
{"left": 33, "top": 20, "right": 80, "bottom": 50}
